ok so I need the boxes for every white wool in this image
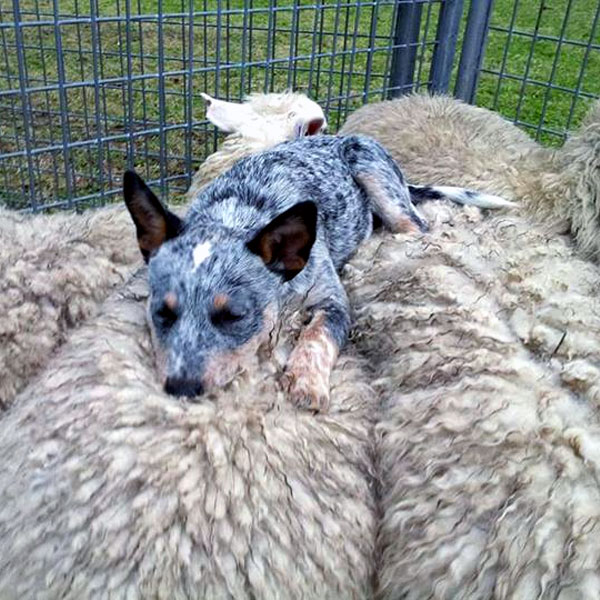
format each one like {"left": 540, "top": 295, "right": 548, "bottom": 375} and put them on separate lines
{"left": 346, "top": 202, "right": 600, "bottom": 599}
{"left": 4, "top": 199, "right": 600, "bottom": 597}
{"left": 0, "top": 205, "right": 140, "bottom": 408}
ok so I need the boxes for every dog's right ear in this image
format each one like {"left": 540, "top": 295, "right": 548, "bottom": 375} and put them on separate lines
{"left": 122, "top": 170, "right": 182, "bottom": 263}
{"left": 247, "top": 201, "right": 318, "bottom": 281}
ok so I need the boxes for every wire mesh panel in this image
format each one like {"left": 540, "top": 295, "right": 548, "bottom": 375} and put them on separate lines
{"left": 474, "top": 0, "right": 600, "bottom": 145}
{"left": 0, "top": 0, "right": 447, "bottom": 212}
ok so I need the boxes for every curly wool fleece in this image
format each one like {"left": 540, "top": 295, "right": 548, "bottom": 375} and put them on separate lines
{"left": 349, "top": 202, "right": 600, "bottom": 599}
{"left": 0, "top": 206, "right": 139, "bottom": 408}
{"left": 3, "top": 197, "right": 600, "bottom": 598}
{"left": 0, "top": 269, "right": 377, "bottom": 599}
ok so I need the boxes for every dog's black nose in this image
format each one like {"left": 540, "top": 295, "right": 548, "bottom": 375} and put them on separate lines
{"left": 164, "top": 376, "right": 204, "bottom": 398}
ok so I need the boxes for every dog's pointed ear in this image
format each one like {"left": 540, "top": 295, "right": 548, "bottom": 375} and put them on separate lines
{"left": 200, "top": 92, "right": 254, "bottom": 134}
{"left": 122, "top": 170, "right": 182, "bottom": 263}
{"left": 247, "top": 201, "right": 318, "bottom": 281}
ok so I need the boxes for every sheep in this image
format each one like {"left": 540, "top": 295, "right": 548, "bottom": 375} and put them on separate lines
{"left": 185, "top": 90, "right": 326, "bottom": 198}
{"left": 346, "top": 199, "right": 600, "bottom": 599}
{"left": 0, "top": 205, "right": 139, "bottom": 409}
{"left": 0, "top": 267, "right": 376, "bottom": 599}
{"left": 4, "top": 194, "right": 600, "bottom": 598}
{"left": 0, "top": 90, "right": 325, "bottom": 410}
{"left": 340, "top": 93, "right": 600, "bottom": 259}
{"left": 337, "top": 95, "right": 600, "bottom": 597}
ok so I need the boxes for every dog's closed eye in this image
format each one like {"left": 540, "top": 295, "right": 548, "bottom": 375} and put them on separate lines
{"left": 210, "top": 308, "right": 244, "bottom": 327}
{"left": 156, "top": 303, "right": 178, "bottom": 329}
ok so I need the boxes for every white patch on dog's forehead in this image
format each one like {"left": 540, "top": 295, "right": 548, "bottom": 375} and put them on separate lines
{"left": 193, "top": 241, "right": 212, "bottom": 268}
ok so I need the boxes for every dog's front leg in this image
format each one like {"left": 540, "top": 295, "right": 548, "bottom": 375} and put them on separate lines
{"left": 284, "top": 275, "right": 350, "bottom": 413}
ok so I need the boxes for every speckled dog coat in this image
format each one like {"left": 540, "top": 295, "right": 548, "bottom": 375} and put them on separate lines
{"left": 123, "top": 134, "right": 511, "bottom": 410}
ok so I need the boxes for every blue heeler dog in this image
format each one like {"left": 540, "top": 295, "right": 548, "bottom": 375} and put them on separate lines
{"left": 123, "top": 135, "right": 512, "bottom": 411}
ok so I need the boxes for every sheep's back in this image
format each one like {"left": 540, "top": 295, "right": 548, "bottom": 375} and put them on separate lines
{"left": 0, "top": 269, "right": 377, "bottom": 599}
{"left": 0, "top": 206, "right": 140, "bottom": 409}
{"left": 346, "top": 201, "right": 600, "bottom": 599}
{"left": 339, "top": 94, "right": 549, "bottom": 209}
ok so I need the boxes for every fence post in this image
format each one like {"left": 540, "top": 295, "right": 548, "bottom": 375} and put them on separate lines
{"left": 454, "top": 0, "right": 495, "bottom": 102}
{"left": 388, "top": 1, "right": 424, "bottom": 98}
{"left": 429, "top": 0, "right": 465, "bottom": 94}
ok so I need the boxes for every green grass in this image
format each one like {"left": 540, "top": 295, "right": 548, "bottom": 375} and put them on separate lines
{"left": 478, "top": 0, "right": 600, "bottom": 146}
{"left": 0, "top": 0, "right": 598, "bottom": 209}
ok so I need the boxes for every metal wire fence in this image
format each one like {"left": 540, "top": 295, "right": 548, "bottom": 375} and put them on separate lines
{"left": 0, "top": 0, "right": 599, "bottom": 212}
{"left": 0, "top": 0, "right": 452, "bottom": 211}
{"left": 474, "top": 0, "right": 600, "bottom": 145}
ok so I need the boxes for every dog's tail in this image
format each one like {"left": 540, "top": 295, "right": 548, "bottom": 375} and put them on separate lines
{"left": 408, "top": 184, "right": 516, "bottom": 209}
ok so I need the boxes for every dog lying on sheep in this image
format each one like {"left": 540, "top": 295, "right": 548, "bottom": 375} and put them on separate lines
{"left": 124, "top": 133, "right": 514, "bottom": 409}
{"left": 0, "top": 91, "right": 324, "bottom": 410}
{"left": 340, "top": 93, "right": 600, "bottom": 259}
{"left": 4, "top": 195, "right": 600, "bottom": 598}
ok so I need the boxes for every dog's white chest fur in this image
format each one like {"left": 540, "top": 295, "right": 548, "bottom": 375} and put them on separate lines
{"left": 193, "top": 241, "right": 212, "bottom": 268}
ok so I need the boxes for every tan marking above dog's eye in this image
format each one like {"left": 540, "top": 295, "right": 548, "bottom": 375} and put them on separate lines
{"left": 164, "top": 292, "right": 178, "bottom": 311}
{"left": 213, "top": 293, "right": 229, "bottom": 310}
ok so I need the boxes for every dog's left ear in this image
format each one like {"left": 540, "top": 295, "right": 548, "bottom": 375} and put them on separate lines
{"left": 247, "top": 201, "right": 318, "bottom": 281}
{"left": 122, "top": 170, "right": 182, "bottom": 263}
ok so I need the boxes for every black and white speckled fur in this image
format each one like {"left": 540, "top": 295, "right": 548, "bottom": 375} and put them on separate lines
{"left": 123, "top": 134, "right": 511, "bottom": 406}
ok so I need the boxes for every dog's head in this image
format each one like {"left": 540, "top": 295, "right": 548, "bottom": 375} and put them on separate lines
{"left": 123, "top": 170, "right": 318, "bottom": 398}
{"left": 201, "top": 90, "right": 327, "bottom": 145}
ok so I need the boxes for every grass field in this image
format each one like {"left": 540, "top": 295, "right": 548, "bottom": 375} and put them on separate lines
{"left": 0, "top": 0, "right": 598, "bottom": 209}
{"left": 479, "top": 0, "right": 600, "bottom": 146}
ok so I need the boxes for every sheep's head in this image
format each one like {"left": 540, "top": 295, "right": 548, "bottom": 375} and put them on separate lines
{"left": 200, "top": 91, "right": 327, "bottom": 146}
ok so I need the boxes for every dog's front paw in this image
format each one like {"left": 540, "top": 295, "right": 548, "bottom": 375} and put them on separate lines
{"left": 282, "top": 365, "right": 331, "bottom": 413}
{"left": 282, "top": 311, "right": 338, "bottom": 413}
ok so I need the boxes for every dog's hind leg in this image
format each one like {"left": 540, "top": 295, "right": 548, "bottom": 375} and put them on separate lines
{"left": 341, "top": 135, "right": 429, "bottom": 233}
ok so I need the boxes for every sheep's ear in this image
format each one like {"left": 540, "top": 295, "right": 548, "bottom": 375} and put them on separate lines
{"left": 122, "top": 170, "right": 182, "bottom": 263}
{"left": 247, "top": 201, "right": 318, "bottom": 281}
{"left": 200, "top": 92, "right": 254, "bottom": 134}
{"left": 294, "top": 116, "right": 326, "bottom": 138}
